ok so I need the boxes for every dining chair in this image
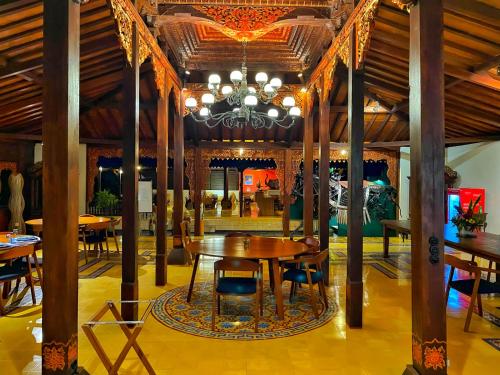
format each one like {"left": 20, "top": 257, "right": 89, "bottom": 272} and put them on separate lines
{"left": 445, "top": 254, "right": 500, "bottom": 331}
{"left": 280, "top": 249, "right": 329, "bottom": 319}
{"left": 81, "top": 221, "right": 111, "bottom": 262}
{"left": 212, "top": 258, "right": 263, "bottom": 332}
{"left": 0, "top": 246, "right": 38, "bottom": 315}
{"left": 281, "top": 236, "right": 320, "bottom": 270}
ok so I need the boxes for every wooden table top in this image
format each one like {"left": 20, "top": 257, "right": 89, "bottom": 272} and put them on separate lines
{"left": 381, "top": 219, "right": 500, "bottom": 263}
{"left": 186, "top": 236, "right": 309, "bottom": 260}
{"left": 26, "top": 216, "right": 111, "bottom": 227}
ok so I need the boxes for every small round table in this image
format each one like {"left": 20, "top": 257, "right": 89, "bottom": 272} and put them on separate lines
{"left": 185, "top": 236, "right": 309, "bottom": 320}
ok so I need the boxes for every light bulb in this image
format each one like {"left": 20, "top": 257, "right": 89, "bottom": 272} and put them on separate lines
{"left": 208, "top": 74, "right": 221, "bottom": 85}
{"left": 289, "top": 106, "right": 301, "bottom": 117}
{"left": 99, "top": 166, "right": 103, "bottom": 172}
{"left": 264, "top": 84, "right": 274, "bottom": 94}
{"left": 221, "top": 85, "right": 233, "bottom": 96}
{"left": 255, "top": 72, "right": 268, "bottom": 85}
{"left": 268, "top": 108, "right": 279, "bottom": 118}
{"left": 230, "top": 70, "right": 243, "bottom": 83}
{"left": 119, "top": 168, "right": 123, "bottom": 174}
{"left": 201, "top": 93, "right": 215, "bottom": 105}
{"left": 200, "top": 107, "right": 210, "bottom": 117}
{"left": 185, "top": 97, "right": 197, "bottom": 109}
{"left": 233, "top": 107, "right": 240, "bottom": 112}
{"left": 269, "top": 77, "right": 282, "bottom": 89}
{"left": 244, "top": 95, "right": 258, "bottom": 107}
{"left": 247, "top": 87, "right": 257, "bottom": 94}
{"left": 283, "top": 96, "right": 295, "bottom": 108}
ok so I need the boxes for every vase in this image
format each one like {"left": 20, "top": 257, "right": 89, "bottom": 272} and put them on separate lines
{"left": 458, "top": 228, "right": 477, "bottom": 238}
{"left": 8, "top": 172, "right": 25, "bottom": 233}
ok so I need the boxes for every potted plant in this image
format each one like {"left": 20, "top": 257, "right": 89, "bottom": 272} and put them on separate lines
{"left": 451, "top": 196, "right": 487, "bottom": 238}
{"left": 94, "top": 190, "right": 119, "bottom": 215}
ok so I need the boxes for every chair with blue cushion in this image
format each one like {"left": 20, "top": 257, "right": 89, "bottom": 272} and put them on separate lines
{"left": 445, "top": 254, "right": 500, "bottom": 332}
{"left": 281, "top": 236, "right": 320, "bottom": 270}
{"left": 81, "top": 221, "right": 110, "bottom": 263}
{"left": 280, "top": 249, "right": 329, "bottom": 319}
{"left": 0, "top": 245, "right": 37, "bottom": 315}
{"left": 212, "top": 258, "right": 263, "bottom": 332}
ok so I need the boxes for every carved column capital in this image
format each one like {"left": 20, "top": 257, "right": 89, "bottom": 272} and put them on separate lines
{"left": 392, "top": 0, "right": 417, "bottom": 12}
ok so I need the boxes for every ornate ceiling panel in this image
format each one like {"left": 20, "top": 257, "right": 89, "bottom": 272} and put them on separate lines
{"left": 143, "top": 2, "right": 354, "bottom": 73}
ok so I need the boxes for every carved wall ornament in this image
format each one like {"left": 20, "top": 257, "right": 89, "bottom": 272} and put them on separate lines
{"left": 392, "top": 0, "right": 417, "bottom": 12}
{"left": 308, "top": 0, "right": 382, "bottom": 87}
{"left": 412, "top": 334, "right": 423, "bottom": 367}
{"left": 192, "top": 5, "right": 295, "bottom": 42}
{"left": 108, "top": 0, "right": 182, "bottom": 93}
{"left": 42, "top": 334, "right": 78, "bottom": 372}
{"left": 356, "top": 0, "right": 379, "bottom": 68}
{"left": 422, "top": 338, "right": 446, "bottom": 370}
{"left": 152, "top": 54, "right": 167, "bottom": 98}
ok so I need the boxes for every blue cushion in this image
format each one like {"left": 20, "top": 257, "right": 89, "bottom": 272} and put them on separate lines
{"left": 282, "top": 261, "right": 317, "bottom": 270}
{"left": 283, "top": 268, "right": 323, "bottom": 284}
{"left": 0, "top": 261, "right": 27, "bottom": 281}
{"left": 450, "top": 279, "right": 500, "bottom": 295}
{"left": 216, "top": 277, "right": 257, "bottom": 294}
{"left": 84, "top": 231, "right": 106, "bottom": 244}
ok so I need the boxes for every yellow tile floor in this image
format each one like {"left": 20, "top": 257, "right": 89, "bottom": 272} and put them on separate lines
{"left": 0, "top": 236, "right": 498, "bottom": 374}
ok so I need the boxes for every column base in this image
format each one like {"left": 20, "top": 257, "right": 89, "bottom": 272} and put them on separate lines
{"left": 403, "top": 365, "right": 420, "bottom": 375}
{"left": 346, "top": 279, "right": 363, "bottom": 328}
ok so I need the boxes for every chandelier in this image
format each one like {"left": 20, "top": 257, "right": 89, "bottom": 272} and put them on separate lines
{"left": 184, "top": 42, "right": 301, "bottom": 129}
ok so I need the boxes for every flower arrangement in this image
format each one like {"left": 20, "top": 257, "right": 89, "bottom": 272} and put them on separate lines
{"left": 451, "top": 195, "right": 486, "bottom": 237}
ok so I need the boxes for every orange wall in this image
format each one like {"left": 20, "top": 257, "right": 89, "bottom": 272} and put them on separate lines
{"left": 242, "top": 169, "right": 278, "bottom": 193}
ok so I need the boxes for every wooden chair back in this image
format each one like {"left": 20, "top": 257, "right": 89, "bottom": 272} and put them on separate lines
{"left": 297, "top": 249, "right": 329, "bottom": 269}
{"left": 110, "top": 217, "right": 121, "bottom": 227}
{"left": 225, "top": 232, "right": 252, "bottom": 238}
{"left": 296, "top": 236, "right": 320, "bottom": 253}
{"left": 214, "top": 258, "right": 260, "bottom": 273}
{"left": 85, "top": 221, "right": 110, "bottom": 232}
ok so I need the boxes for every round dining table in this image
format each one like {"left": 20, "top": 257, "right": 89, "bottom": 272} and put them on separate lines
{"left": 26, "top": 216, "right": 111, "bottom": 229}
{"left": 185, "top": 236, "right": 309, "bottom": 320}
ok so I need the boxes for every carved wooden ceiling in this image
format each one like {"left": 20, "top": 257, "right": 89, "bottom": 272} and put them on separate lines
{"left": 143, "top": 1, "right": 352, "bottom": 73}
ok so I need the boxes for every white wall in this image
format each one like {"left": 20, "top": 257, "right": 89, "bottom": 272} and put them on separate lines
{"left": 446, "top": 142, "right": 500, "bottom": 234}
{"left": 398, "top": 142, "right": 500, "bottom": 234}
{"left": 399, "top": 147, "right": 410, "bottom": 220}
{"left": 34, "top": 143, "right": 87, "bottom": 215}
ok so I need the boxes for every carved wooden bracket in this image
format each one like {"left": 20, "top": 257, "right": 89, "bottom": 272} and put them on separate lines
{"left": 392, "top": 0, "right": 417, "bottom": 12}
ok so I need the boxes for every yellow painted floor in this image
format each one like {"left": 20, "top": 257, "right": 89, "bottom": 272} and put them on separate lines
{"left": 0, "top": 235, "right": 498, "bottom": 374}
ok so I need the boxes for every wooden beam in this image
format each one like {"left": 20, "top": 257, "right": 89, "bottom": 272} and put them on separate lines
{"left": 445, "top": 64, "right": 500, "bottom": 91}
{"left": 155, "top": 78, "right": 168, "bottom": 286}
{"left": 303, "top": 95, "right": 314, "bottom": 237}
{"left": 443, "top": 0, "right": 500, "bottom": 26}
{"left": 406, "top": 1, "right": 447, "bottom": 373}
{"left": 346, "top": 27, "right": 364, "bottom": 329}
{"left": 318, "top": 81, "right": 330, "bottom": 284}
{"left": 41, "top": 1, "right": 80, "bottom": 374}
{"left": 121, "top": 22, "right": 140, "bottom": 321}
{"left": 0, "top": 57, "right": 42, "bottom": 80}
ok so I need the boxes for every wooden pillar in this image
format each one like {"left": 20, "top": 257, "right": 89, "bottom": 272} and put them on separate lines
{"left": 42, "top": 1, "right": 80, "bottom": 373}
{"left": 282, "top": 149, "right": 291, "bottom": 238}
{"left": 406, "top": 1, "right": 447, "bottom": 373}
{"left": 194, "top": 148, "right": 202, "bottom": 236}
{"left": 318, "top": 80, "right": 330, "bottom": 285}
{"left": 346, "top": 27, "right": 364, "bottom": 328}
{"left": 172, "top": 111, "right": 184, "bottom": 244}
{"left": 302, "top": 94, "right": 314, "bottom": 236}
{"left": 121, "top": 22, "right": 140, "bottom": 320}
{"left": 223, "top": 167, "right": 229, "bottom": 201}
{"left": 155, "top": 78, "right": 168, "bottom": 286}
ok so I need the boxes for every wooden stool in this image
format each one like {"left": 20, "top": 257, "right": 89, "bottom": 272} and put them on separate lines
{"left": 81, "top": 300, "right": 156, "bottom": 375}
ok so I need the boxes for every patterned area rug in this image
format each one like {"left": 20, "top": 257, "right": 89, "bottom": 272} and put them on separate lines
{"left": 483, "top": 338, "right": 500, "bottom": 351}
{"left": 153, "top": 282, "right": 337, "bottom": 340}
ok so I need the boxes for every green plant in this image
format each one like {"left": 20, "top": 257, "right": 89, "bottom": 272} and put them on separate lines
{"left": 94, "top": 190, "right": 119, "bottom": 210}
